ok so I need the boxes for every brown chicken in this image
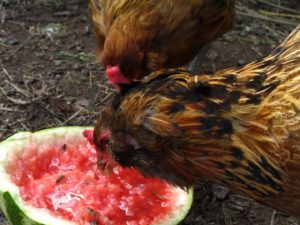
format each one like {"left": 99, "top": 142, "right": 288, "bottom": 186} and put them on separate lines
{"left": 88, "top": 0, "right": 235, "bottom": 85}
{"left": 94, "top": 25, "right": 300, "bottom": 218}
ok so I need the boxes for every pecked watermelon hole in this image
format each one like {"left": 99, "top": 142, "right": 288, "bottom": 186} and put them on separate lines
{"left": 4, "top": 128, "right": 190, "bottom": 225}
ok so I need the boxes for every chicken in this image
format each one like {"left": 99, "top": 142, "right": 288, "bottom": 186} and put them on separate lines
{"left": 94, "top": 25, "right": 300, "bottom": 218}
{"left": 88, "top": 0, "right": 235, "bottom": 85}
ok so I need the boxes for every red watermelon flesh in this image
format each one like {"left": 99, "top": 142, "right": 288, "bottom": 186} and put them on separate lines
{"left": 5, "top": 129, "right": 181, "bottom": 225}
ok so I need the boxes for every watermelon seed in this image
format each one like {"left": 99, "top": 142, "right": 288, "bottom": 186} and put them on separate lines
{"left": 56, "top": 174, "right": 65, "bottom": 183}
{"left": 61, "top": 144, "right": 67, "bottom": 151}
{"left": 97, "top": 159, "right": 106, "bottom": 170}
{"left": 87, "top": 207, "right": 100, "bottom": 217}
{"left": 88, "top": 221, "right": 99, "bottom": 225}
{"left": 151, "top": 191, "right": 166, "bottom": 200}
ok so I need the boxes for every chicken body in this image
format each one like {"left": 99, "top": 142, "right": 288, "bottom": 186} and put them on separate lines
{"left": 94, "top": 26, "right": 300, "bottom": 218}
{"left": 89, "top": 0, "right": 235, "bottom": 84}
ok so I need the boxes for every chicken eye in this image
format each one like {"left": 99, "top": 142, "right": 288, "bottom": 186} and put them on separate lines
{"left": 98, "top": 137, "right": 110, "bottom": 149}
{"left": 126, "top": 135, "right": 140, "bottom": 149}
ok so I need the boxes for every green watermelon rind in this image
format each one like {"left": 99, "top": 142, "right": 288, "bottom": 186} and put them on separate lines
{"left": 0, "top": 126, "right": 193, "bottom": 225}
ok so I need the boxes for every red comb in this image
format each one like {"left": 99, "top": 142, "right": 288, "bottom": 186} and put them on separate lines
{"left": 106, "top": 66, "right": 129, "bottom": 84}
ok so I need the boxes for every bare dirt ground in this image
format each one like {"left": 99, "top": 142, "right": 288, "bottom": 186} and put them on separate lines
{"left": 0, "top": 0, "right": 300, "bottom": 224}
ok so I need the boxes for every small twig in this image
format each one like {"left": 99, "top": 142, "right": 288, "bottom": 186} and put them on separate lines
{"left": 4, "top": 118, "right": 29, "bottom": 133}
{"left": 99, "top": 92, "right": 114, "bottom": 104}
{"left": 251, "top": 46, "right": 264, "bottom": 57}
{"left": 92, "top": 91, "right": 101, "bottom": 105}
{"left": 5, "top": 97, "right": 30, "bottom": 105}
{"left": 0, "top": 42, "right": 8, "bottom": 47}
{"left": 7, "top": 20, "right": 26, "bottom": 28}
{"left": 7, "top": 118, "right": 27, "bottom": 127}
{"left": 1, "top": 66, "right": 13, "bottom": 81}
{"left": 0, "top": 106, "right": 19, "bottom": 112}
{"left": 96, "top": 83, "right": 114, "bottom": 95}
{"left": 62, "top": 108, "right": 85, "bottom": 125}
{"left": 31, "top": 83, "right": 49, "bottom": 98}
{"left": 237, "top": 10, "right": 299, "bottom": 26}
{"left": 263, "top": 24, "right": 287, "bottom": 39}
{"left": 85, "top": 111, "right": 100, "bottom": 115}
{"left": 5, "top": 96, "right": 43, "bottom": 105}
{"left": 259, "top": 10, "right": 300, "bottom": 20}
{"left": 270, "top": 210, "right": 276, "bottom": 225}
{"left": 4, "top": 80, "right": 32, "bottom": 97}
{"left": 53, "top": 11, "right": 72, "bottom": 16}
{"left": 256, "top": 0, "right": 300, "bottom": 14}
{"left": 18, "top": 120, "right": 29, "bottom": 131}
{"left": 89, "top": 71, "right": 93, "bottom": 89}
{"left": 24, "top": 17, "right": 68, "bottom": 23}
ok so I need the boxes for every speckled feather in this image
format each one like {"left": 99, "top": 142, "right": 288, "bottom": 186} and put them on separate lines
{"left": 94, "top": 26, "right": 300, "bottom": 217}
{"left": 88, "top": 0, "right": 235, "bottom": 79}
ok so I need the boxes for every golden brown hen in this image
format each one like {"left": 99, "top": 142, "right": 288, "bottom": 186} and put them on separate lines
{"left": 94, "top": 25, "right": 300, "bottom": 218}
{"left": 88, "top": 0, "right": 235, "bottom": 85}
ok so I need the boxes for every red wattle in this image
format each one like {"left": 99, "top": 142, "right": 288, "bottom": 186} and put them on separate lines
{"left": 99, "top": 131, "right": 111, "bottom": 143}
{"left": 82, "top": 129, "right": 94, "bottom": 145}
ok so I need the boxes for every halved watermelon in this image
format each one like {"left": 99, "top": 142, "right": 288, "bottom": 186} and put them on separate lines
{"left": 0, "top": 127, "right": 193, "bottom": 225}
